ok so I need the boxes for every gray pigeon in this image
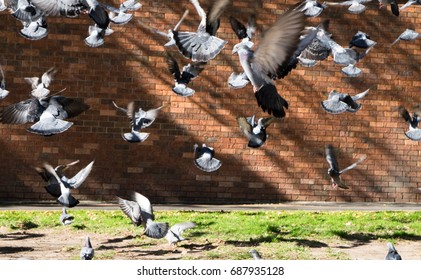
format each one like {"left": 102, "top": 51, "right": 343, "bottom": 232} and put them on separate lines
{"left": 118, "top": 191, "right": 170, "bottom": 239}
{"left": 80, "top": 236, "right": 94, "bottom": 260}
{"left": 325, "top": 144, "right": 367, "bottom": 189}
{"left": 59, "top": 207, "right": 74, "bottom": 225}
{"left": 193, "top": 143, "right": 222, "bottom": 172}
{"left": 232, "top": 9, "right": 305, "bottom": 118}
{"left": 391, "top": 29, "right": 420, "bottom": 46}
{"left": 172, "top": 0, "right": 229, "bottom": 62}
{"left": 112, "top": 101, "right": 163, "bottom": 142}
{"left": 321, "top": 88, "right": 369, "bottom": 114}
{"left": 385, "top": 242, "right": 402, "bottom": 260}
{"left": 398, "top": 105, "right": 421, "bottom": 141}
{"left": 298, "top": 20, "right": 331, "bottom": 67}
{"left": 0, "top": 65, "right": 10, "bottom": 100}
{"left": 293, "top": 0, "right": 326, "bottom": 17}
{"left": 24, "top": 67, "right": 57, "bottom": 99}
{"left": 349, "top": 31, "right": 376, "bottom": 49}
{"left": 323, "top": 0, "right": 372, "bottom": 14}
{"left": 249, "top": 249, "right": 262, "bottom": 260}
{"left": 99, "top": 0, "right": 142, "bottom": 25}
{"left": 165, "top": 222, "right": 197, "bottom": 245}
{"left": 237, "top": 115, "right": 276, "bottom": 148}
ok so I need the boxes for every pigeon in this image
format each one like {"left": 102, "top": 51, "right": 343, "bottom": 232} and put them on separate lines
{"left": 293, "top": 0, "right": 326, "bottom": 17}
{"left": 325, "top": 144, "right": 367, "bottom": 189}
{"left": 23, "top": 67, "right": 57, "bottom": 99}
{"left": 37, "top": 160, "right": 94, "bottom": 207}
{"left": 232, "top": 9, "right": 306, "bottom": 118}
{"left": 398, "top": 105, "right": 421, "bottom": 141}
{"left": 391, "top": 29, "right": 420, "bottom": 46}
{"left": 399, "top": 0, "right": 421, "bottom": 11}
{"left": 117, "top": 191, "right": 170, "bottom": 239}
{"left": 298, "top": 20, "right": 332, "bottom": 67}
{"left": 323, "top": 0, "right": 372, "bottom": 14}
{"left": 112, "top": 101, "right": 163, "bottom": 143}
{"left": 59, "top": 207, "right": 74, "bottom": 225}
{"left": 99, "top": 0, "right": 142, "bottom": 25}
{"left": 237, "top": 115, "right": 276, "bottom": 148}
{"left": 165, "top": 222, "right": 197, "bottom": 245}
{"left": 378, "top": 0, "right": 399, "bottom": 16}
{"left": 229, "top": 14, "right": 257, "bottom": 43}
{"left": 0, "top": 65, "right": 10, "bottom": 100}
{"left": 385, "top": 242, "right": 402, "bottom": 260}
{"left": 172, "top": 0, "right": 229, "bottom": 62}
{"left": 1, "top": 91, "right": 89, "bottom": 136}
{"left": 166, "top": 52, "right": 207, "bottom": 97}
{"left": 193, "top": 143, "right": 222, "bottom": 172}
{"left": 349, "top": 31, "right": 376, "bottom": 49}
{"left": 80, "top": 236, "right": 94, "bottom": 260}
{"left": 19, "top": 17, "right": 48, "bottom": 40}
{"left": 227, "top": 72, "right": 250, "bottom": 89}
{"left": 249, "top": 249, "right": 262, "bottom": 260}
{"left": 321, "top": 88, "right": 370, "bottom": 114}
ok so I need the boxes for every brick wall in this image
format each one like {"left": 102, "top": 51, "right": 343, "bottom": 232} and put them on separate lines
{"left": 0, "top": 0, "right": 420, "bottom": 204}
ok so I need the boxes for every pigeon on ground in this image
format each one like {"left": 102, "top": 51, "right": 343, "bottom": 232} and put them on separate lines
{"left": 117, "top": 191, "right": 170, "bottom": 239}
{"left": 1, "top": 92, "right": 89, "bottom": 136}
{"left": 165, "top": 222, "right": 197, "bottom": 245}
{"left": 323, "top": 0, "right": 372, "bottom": 14}
{"left": 293, "top": 0, "right": 326, "bottom": 17}
{"left": 349, "top": 31, "right": 376, "bottom": 49}
{"left": 172, "top": 0, "right": 230, "bottom": 62}
{"left": 378, "top": 0, "right": 399, "bottom": 16}
{"left": 325, "top": 144, "right": 367, "bottom": 189}
{"left": 321, "top": 88, "right": 370, "bottom": 114}
{"left": 80, "top": 236, "right": 94, "bottom": 260}
{"left": 0, "top": 65, "right": 10, "bottom": 100}
{"left": 232, "top": 9, "right": 306, "bottom": 118}
{"left": 391, "top": 29, "right": 420, "bottom": 46}
{"left": 59, "top": 207, "right": 74, "bottom": 225}
{"left": 193, "top": 143, "right": 222, "bottom": 172}
{"left": 399, "top": 0, "right": 421, "bottom": 11}
{"left": 398, "top": 105, "right": 421, "bottom": 141}
{"left": 166, "top": 52, "right": 207, "bottom": 97}
{"left": 249, "top": 249, "right": 263, "bottom": 260}
{"left": 24, "top": 67, "right": 57, "bottom": 99}
{"left": 37, "top": 160, "right": 94, "bottom": 208}
{"left": 112, "top": 101, "right": 163, "bottom": 142}
{"left": 237, "top": 115, "right": 276, "bottom": 148}
{"left": 385, "top": 242, "right": 402, "bottom": 260}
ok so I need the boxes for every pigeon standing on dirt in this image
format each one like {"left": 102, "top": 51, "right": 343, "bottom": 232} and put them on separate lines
{"left": 325, "top": 144, "right": 367, "bottom": 189}
{"left": 165, "top": 222, "right": 197, "bottom": 245}
{"left": 193, "top": 144, "right": 222, "bottom": 172}
{"left": 249, "top": 249, "right": 263, "bottom": 260}
{"left": 59, "top": 208, "right": 74, "bottom": 225}
{"left": 321, "top": 88, "right": 370, "bottom": 114}
{"left": 80, "top": 236, "right": 94, "bottom": 260}
{"left": 237, "top": 115, "right": 276, "bottom": 148}
{"left": 117, "top": 192, "right": 170, "bottom": 239}
{"left": 385, "top": 242, "right": 402, "bottom": 260}
{"left": 0, "top": 65, "right": 10, "bottom": 100}
{"left": 398, "top": 105, "right": 421, "bottom": 141}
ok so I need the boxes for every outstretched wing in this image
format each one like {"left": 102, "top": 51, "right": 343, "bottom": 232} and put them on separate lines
{"left": 339, "top": 154, "right": 367, "bottom": 174}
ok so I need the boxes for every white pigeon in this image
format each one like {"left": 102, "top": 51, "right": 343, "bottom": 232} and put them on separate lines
{"left": 0, "top": 65, "right": 10, "bottom": 100}
{"left": 398, "top": 105, "right": 421, "bottom": 141}
{"left": 321, "top": 88, "right": 370, "bottom": 114}
{"left": 391, "top": 29, "right": 420, "bottom": 46}
{"left": 23, "top": 67, "right": 57, "bottom": 99}
{"left": 323, "top": 0, "right": 372, "bottom": 14}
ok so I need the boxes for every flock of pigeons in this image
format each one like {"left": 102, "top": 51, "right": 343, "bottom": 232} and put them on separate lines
{"left": 0, "top": 0, "right": 419, "bottom": 259}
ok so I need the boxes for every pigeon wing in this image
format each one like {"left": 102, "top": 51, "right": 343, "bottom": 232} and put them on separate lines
{"left": 117, "top": 197, "right": 142, "bottom": 226}
{"left": 339, "top": 154, "right": 367, "bottom": 174}
{"left": 166, "top": 52, "right": 181, "bottom": 81}
{"left": 229, "top": 16, "right": 248, "bottom": 40}
{"left": 325, "top": 144, "right": 340, "bottom": 172}
{"left": 63, "top": 161, "right": 94, "bottom": 189}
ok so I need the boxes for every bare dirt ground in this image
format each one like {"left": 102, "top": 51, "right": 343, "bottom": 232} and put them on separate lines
{"left": 1, "top": 227, "right": 420, "bottom": 260}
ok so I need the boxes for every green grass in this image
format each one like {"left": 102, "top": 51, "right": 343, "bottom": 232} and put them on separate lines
{"left": 1, "top": 210, "right": 421, "bottom": 259}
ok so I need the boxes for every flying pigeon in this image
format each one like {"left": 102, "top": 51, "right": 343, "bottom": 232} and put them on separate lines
{"left": 99, "top": 0, "right": 142, "bottom": 25}
{"left": 378, "top": 0, "right": 399, "bottom": 16}
{"left": 237, "top": 115, "right": 276, "bottom": 148}
{"left": 165, "top": 221, "right": 197, "bottom": 245}
{"left": 166, "top": 52, "right": 207, "bottom": 97}
{"left": 59, "top": 207, "right": 74, "bottom": 225}
{"left": 298, "top": 20, "right": 331, "bottom": 67}
{"left": 23, "top": 67, "right": 57, "bottom": 99}
{"left": 193, "top": 143, "right": 222, "bottom": 172}
{"left": 0, "top": 65, "right": 10, "bottom": 100}
{"left": 80, "top": 236, "right": 94, "bottom": 260}
{"left": 19, "top": 17, "right": 48, "bottom": 40}
{"left": 249, "top": 249, "right": 263, "bottom": 260}
{"left": 172, "top": 0, "right": 229, "bottom": 62}
{"left": 349, "top": 31, "right": 376, "bottom": 49}
{"left": 323, "top": 0, "right": 372, "bottom": 14}
{"left": 325, "top": 144, "right": 367, "bottom": 189}
{"left": 398, "top": 105, "right": 421, "bottom": 141}
{"left": 229, "top": 14, "right": 256, "bottom": 43}
{"left": 391, "top": 29, "right": 420, "bottom": 46}
{"left": 399, "top": 0, "right": 421, "bottom": 11}
{"left": 232, "top": 9, "right": 306, "bottom": 118}
{"left": 321, "top": 88, "right": 370, "bottom": 114}
{"left": 117, "top": 191, "right": 170, "bottom": 239}
{"left": 112, "top": 101, "right": 163, "bottom": 142}
{"left": 385, "top": 242, "right": 402, "bottom": 260}
{"left": 37, "top": 160, "right": 94, "bottom": 207}
{"left": 293, "top": 0, "right": 326, "bottom": 17}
